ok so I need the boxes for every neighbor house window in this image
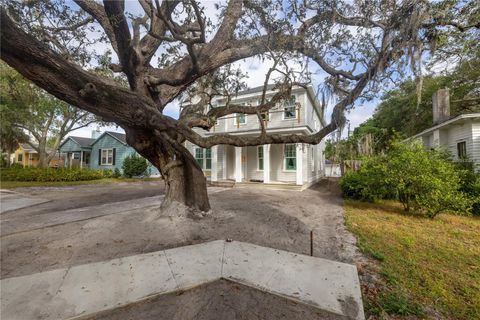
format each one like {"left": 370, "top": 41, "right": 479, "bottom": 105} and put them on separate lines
{"left": 283, "top": 95, "right": 296, "bottom": 119}
{"left": 17, "top": 154, "right": 23, "bottom": 162}
{"left": 234, "top": 113, "right": 246, "bottom": 125}
{"left": 195, "top": 147, "right": 212, "bottom": 170}
{"left": 457, "top": 141, "right": 467, "bottom": 159}
{"left": 258, "top": 146, "right": 264, "bottom": 171}
{"left": 101, "top": 149, "right": 113, "bottom": 165}
{"left": 284, "top": 144, "right": 296, "bottom": 170}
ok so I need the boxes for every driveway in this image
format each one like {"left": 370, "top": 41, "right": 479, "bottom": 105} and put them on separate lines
{"left": 1, "top": 179, "right": 361, "bottom": 279}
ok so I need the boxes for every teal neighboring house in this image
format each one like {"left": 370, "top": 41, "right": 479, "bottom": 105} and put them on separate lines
{"left": 58, "top": 136, "right": 95, "bottom": 168}
{"left": 59, "top": 131, "right": 160, "bottom": 176}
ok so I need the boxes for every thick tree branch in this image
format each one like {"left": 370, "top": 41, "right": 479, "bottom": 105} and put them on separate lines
{"left": 73, "top": 0, "right": 119, "bottom": 54}
{"left": 0, "top": 9, "right": 174, "bottom": 132}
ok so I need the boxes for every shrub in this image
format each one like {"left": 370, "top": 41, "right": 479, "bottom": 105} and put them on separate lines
{"left": 0, "top": 167, "right": 105, "bottom": 182}
{"left": 455, "top": 161, "right": 480, "bottom": 215}
{"left": 113, "top": 168, "right": 122, "bottom": 178}
{"left": 340, "top": 155, "right": 393, "bottom": 201}
{"left": 0, "top": 154, "right": 7, "bottom": 168}
{"left": 340, "top": 141, "right": 473, "bottom": 218}
{"left": 122, "top": 153, "right": 148, "bottom": 178}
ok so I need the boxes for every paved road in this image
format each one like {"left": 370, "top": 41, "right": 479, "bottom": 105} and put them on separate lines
{"left": 1, "top": 181, "right": 165, "bottom": 216}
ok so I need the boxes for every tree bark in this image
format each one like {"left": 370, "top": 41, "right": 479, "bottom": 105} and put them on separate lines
{"left": 161, "top": 154, "right": 211, "bottom": 212}
{"left": 38, "top": 151, "right": 49, "bottom": 168}
{"left": 125, "top": 128, "right": 211, "bottom": 212}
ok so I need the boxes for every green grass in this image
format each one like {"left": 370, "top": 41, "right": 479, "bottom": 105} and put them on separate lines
{"left": 0, "top": 177, "right": 162, "bottom": 189}
{"left": 345, "top": 200, "right": 480, "bottom": 319}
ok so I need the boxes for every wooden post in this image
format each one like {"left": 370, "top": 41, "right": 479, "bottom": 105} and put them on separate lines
{"left": 310, "top": 230, "right": 313, "bottom": 256}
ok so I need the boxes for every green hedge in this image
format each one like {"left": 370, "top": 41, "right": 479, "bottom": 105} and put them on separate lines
{"left": 0, "top": 167, "right": 115, "bottom": 182}
{"left": 340, "top": 142, "right": 475, "bottom": 218}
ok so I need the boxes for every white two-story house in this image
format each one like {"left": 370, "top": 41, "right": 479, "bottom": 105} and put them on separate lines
{"left": 184, "top": 85, "right": 326, "bottom": 188}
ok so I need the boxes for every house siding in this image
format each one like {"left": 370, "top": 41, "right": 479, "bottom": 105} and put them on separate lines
{"left": 59, "top": 139, "right": 83, "bottom": 153}
{"left": 90, "top": 134, "right": 160, "bottom": 175}
{"left": 446, "top": 122, "right": 473, "bottom": 161}
{"left": 412, "top": 116, "right": 480, "bottom": 173}
{"left": 90, "top": 134, "right": 130, "bottom": 171}
{"left": 184, "top": 86, "right": 325, "bottom": 185}
{"left": 472, "top": 122, "right": 480, "bottom": 171}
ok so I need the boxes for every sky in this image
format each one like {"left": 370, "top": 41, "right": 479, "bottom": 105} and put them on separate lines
{"left": 69, "top": 0, "right": 378, "bottom": 140}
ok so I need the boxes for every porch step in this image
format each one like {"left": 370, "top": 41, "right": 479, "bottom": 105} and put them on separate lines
{"left": 234, "top": 182, "right": 302, "bottom": 191}
{"left": 209, "top": 180, "right": 235, "bottom": 188}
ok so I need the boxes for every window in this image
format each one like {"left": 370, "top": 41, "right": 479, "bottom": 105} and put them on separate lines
{"left": 101, "top": 149, "right": 113, "bottom": 165}
{"left": 457, "top": 141, "right": 467, "bottom": 159}
{"left": 258, "top": 146, "right": 264, "bottom": 171}
{"left": 284, "top": 144, "right": 296, "bottom": 170}
{"left": 195, "top": 147, "right": 212, "bottom": 170}
{"left": 17, "top": 154, "right": 23, "bottom": 162}
{"left": 283, "top": 95, "right": 297, "bottom": 119}
{"left": 234, "top": 113, "right": 246, "bottom": 126}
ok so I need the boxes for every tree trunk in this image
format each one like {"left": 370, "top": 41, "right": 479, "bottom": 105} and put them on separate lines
{"left": 37, "top": 150, "right": 50, "bottom": 168}
{"left": 125, "top": 128, "right": 211, "bottom": 212}
{"left": 161, "top": 154, "right": 211, "bottom": 212}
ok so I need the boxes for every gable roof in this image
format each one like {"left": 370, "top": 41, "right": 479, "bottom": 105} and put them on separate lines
{"left": 409, "top": 113, "right": 480, "bottom": 140}
{"left": 19, "top": 143, "right": 36, "bottom": 152}
{"left": 19, "top": 142, "right": 56, "bottom": 153}
{"left": 69, "top": 136, "right": 96, "bottom": 147}
{"left": 90, "top": 131, "right": 127, "bottom": 146}
{"left": 59, "top": 136, "right": 95, "bottom": 149}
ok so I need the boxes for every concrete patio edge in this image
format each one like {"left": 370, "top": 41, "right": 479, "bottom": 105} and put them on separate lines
{"left": 0, "top": 240, "right": 365, "bottom": 320}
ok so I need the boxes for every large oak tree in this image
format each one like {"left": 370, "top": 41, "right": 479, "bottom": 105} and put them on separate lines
{"left": 1, "top": 0, "right": 478, "bottom": 211}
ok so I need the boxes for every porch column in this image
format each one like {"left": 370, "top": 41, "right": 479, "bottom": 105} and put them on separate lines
{"left": 235, "top": 147, "right": 242, "bottom": 182}
{"left": 223, "top": 146, "right": 227, "bottom": 180}
{"left": 211, "top": 146, "right": 218, "bottom": 182}
{"left": 263, "top": 144, "right": 271, "bottom": 184}
{"left": 80, "top": 151, "right": 83, "bottom": 169}
{"left": 296, "top": 143, "right": 303, "bottom": 185}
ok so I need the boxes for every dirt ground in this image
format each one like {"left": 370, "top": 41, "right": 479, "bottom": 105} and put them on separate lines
{"left": 1, "top": 179, "right": 361, "bottom": 279}
{"left": 80, "top": 279, "right": 346, "bottom": 320}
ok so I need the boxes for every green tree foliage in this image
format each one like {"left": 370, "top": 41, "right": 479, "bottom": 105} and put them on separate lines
{"left": 350, "top": 53, "right": 480, "bottom": 154}
{"left": 122, "top": 154, "right": 149, "bottom": 178}
{"left": 0, "top": 62, "right": 100, "bottom": 167}
{"left": 340, "top": 142, "right": 473, "bottom": 218}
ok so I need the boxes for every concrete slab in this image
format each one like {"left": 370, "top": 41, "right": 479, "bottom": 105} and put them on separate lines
{"left": 53, "top": 251, "right": 177, "bottom": 319}
{"left": 0, "top": 241, "right": 364, "bottom": 320}
{"left": 0, "top": 268, "right": 67, "bottom": 320}
{"left": 223, "top": 241, "right": 364, "bottom": 319}
{"left": 165, "top": 240, "right": 224, "bottom": 288}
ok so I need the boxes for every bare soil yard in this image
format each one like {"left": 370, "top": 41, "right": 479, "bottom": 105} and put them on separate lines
{"left": 1, "top": 179, "right": 361, "bottom": 279}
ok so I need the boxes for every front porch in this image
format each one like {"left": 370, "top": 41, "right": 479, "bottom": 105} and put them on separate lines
{"left": 63, "top": 150, "right": 91, "bottom": 169}
{"left": 206, "top": 144, "right": 304, "bottom": 186}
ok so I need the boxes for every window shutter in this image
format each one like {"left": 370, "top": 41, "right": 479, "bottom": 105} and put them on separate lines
{"left": 98, "top": 149, "right": 102, "bottom": 165}
{"left": 112, "top": 148, "right": 116, "bottom": 165}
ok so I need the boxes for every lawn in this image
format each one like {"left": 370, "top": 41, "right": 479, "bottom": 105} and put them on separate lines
{"left": 345, "top": 200, "right": 480, "bottom": 320}
{"left": 0, "top": 177, "right": 162, "bottom": 189}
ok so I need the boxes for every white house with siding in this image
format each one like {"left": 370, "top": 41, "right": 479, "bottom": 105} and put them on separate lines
{"left": 410, "top": 113, "right": 480, "bottom": 172}
{"left": 184, "top": 85, "right": 326, "bottom": 188}
{"left": 408, "top": 89, "right": 480, "bottom": 172}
